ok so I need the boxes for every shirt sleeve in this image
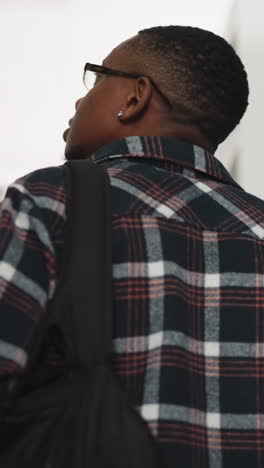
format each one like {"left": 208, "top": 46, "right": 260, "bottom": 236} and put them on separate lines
{"left": 0, "top": 166, "right": 66, "bottom": 411}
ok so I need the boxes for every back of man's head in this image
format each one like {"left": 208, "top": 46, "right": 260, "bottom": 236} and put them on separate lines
{"left": 123, "top": 26, "right": 249, "bottom": 146}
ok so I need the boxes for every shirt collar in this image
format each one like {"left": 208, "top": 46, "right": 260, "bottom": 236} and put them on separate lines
{"left": 91, "top": 136, "right": 241, "bottom": 189}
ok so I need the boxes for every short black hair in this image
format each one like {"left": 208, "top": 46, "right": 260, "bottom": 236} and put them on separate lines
{"left": 124, "top": 26, "right": 249, "bottom": 146}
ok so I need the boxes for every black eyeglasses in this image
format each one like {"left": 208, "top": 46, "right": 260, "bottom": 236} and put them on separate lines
{"left": 83, "top": 62, "right": 173, "bottom": 108}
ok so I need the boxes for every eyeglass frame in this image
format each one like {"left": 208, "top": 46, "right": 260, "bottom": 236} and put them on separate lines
{"left": 83, "top": 62, "right": 173, "bottom": 108}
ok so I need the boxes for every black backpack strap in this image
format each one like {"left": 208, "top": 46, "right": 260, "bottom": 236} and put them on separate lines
{"left": 64, "top": 160, "right": 112, "bottom": 367}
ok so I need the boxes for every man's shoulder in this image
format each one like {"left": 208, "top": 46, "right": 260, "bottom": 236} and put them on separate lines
{"left": 19, "top": 165, "right": 65, "bottom": 189}
{"left": 8, "top": 165, "right": 65, "bottom": 201}
{"left": 192, "top": 179, "right": 264, "bottom": 239}
{"left": 223, "top": 182, "right": 264, "bottom": 215}
{"left": 1, "top": 165, "right": 66, "bottom": 222}
{"left": 240, "top": 186, "right": 264, "bottom": 208}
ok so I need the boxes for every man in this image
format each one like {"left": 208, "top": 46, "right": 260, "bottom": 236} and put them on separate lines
{"left": 0, "top": 25, "right": 263, "bottom": 467}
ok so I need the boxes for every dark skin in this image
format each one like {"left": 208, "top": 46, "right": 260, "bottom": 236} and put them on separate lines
{"left": 64, "top": 38, "right": 216, "bottom": 160}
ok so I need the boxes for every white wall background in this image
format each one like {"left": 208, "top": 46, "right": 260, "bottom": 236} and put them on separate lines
{"left": 220, "top": 0, "right": 264, "bottom": 200}
{"left": 0, "top": 0, "right": 235, "bottom": 194}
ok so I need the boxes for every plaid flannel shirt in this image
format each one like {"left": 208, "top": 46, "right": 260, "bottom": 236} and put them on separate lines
{"left": 1, "top": 136, "right": 264, "bottom": 467}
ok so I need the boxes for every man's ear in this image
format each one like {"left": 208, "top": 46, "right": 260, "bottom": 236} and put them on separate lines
{"left": 119, "top": 76, "right": 152, "bottom": 122}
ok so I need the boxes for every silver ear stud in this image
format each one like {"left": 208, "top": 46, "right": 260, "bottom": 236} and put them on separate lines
{"left": 117, "top": 111, "right": 123, "bottom": 118}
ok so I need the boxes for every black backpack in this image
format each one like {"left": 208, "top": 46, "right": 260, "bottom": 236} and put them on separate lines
{"left": 0, "top": 160, "right": 160, "bottom": 467}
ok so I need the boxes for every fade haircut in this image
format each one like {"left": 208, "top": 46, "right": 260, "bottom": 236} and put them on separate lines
{"left": 122, "top": 26, "right": 249, "bottom": 146}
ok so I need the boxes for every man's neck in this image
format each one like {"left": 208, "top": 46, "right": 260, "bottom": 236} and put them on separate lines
{"left": 157, "top": 124, "right": 216, "bottom": 153}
